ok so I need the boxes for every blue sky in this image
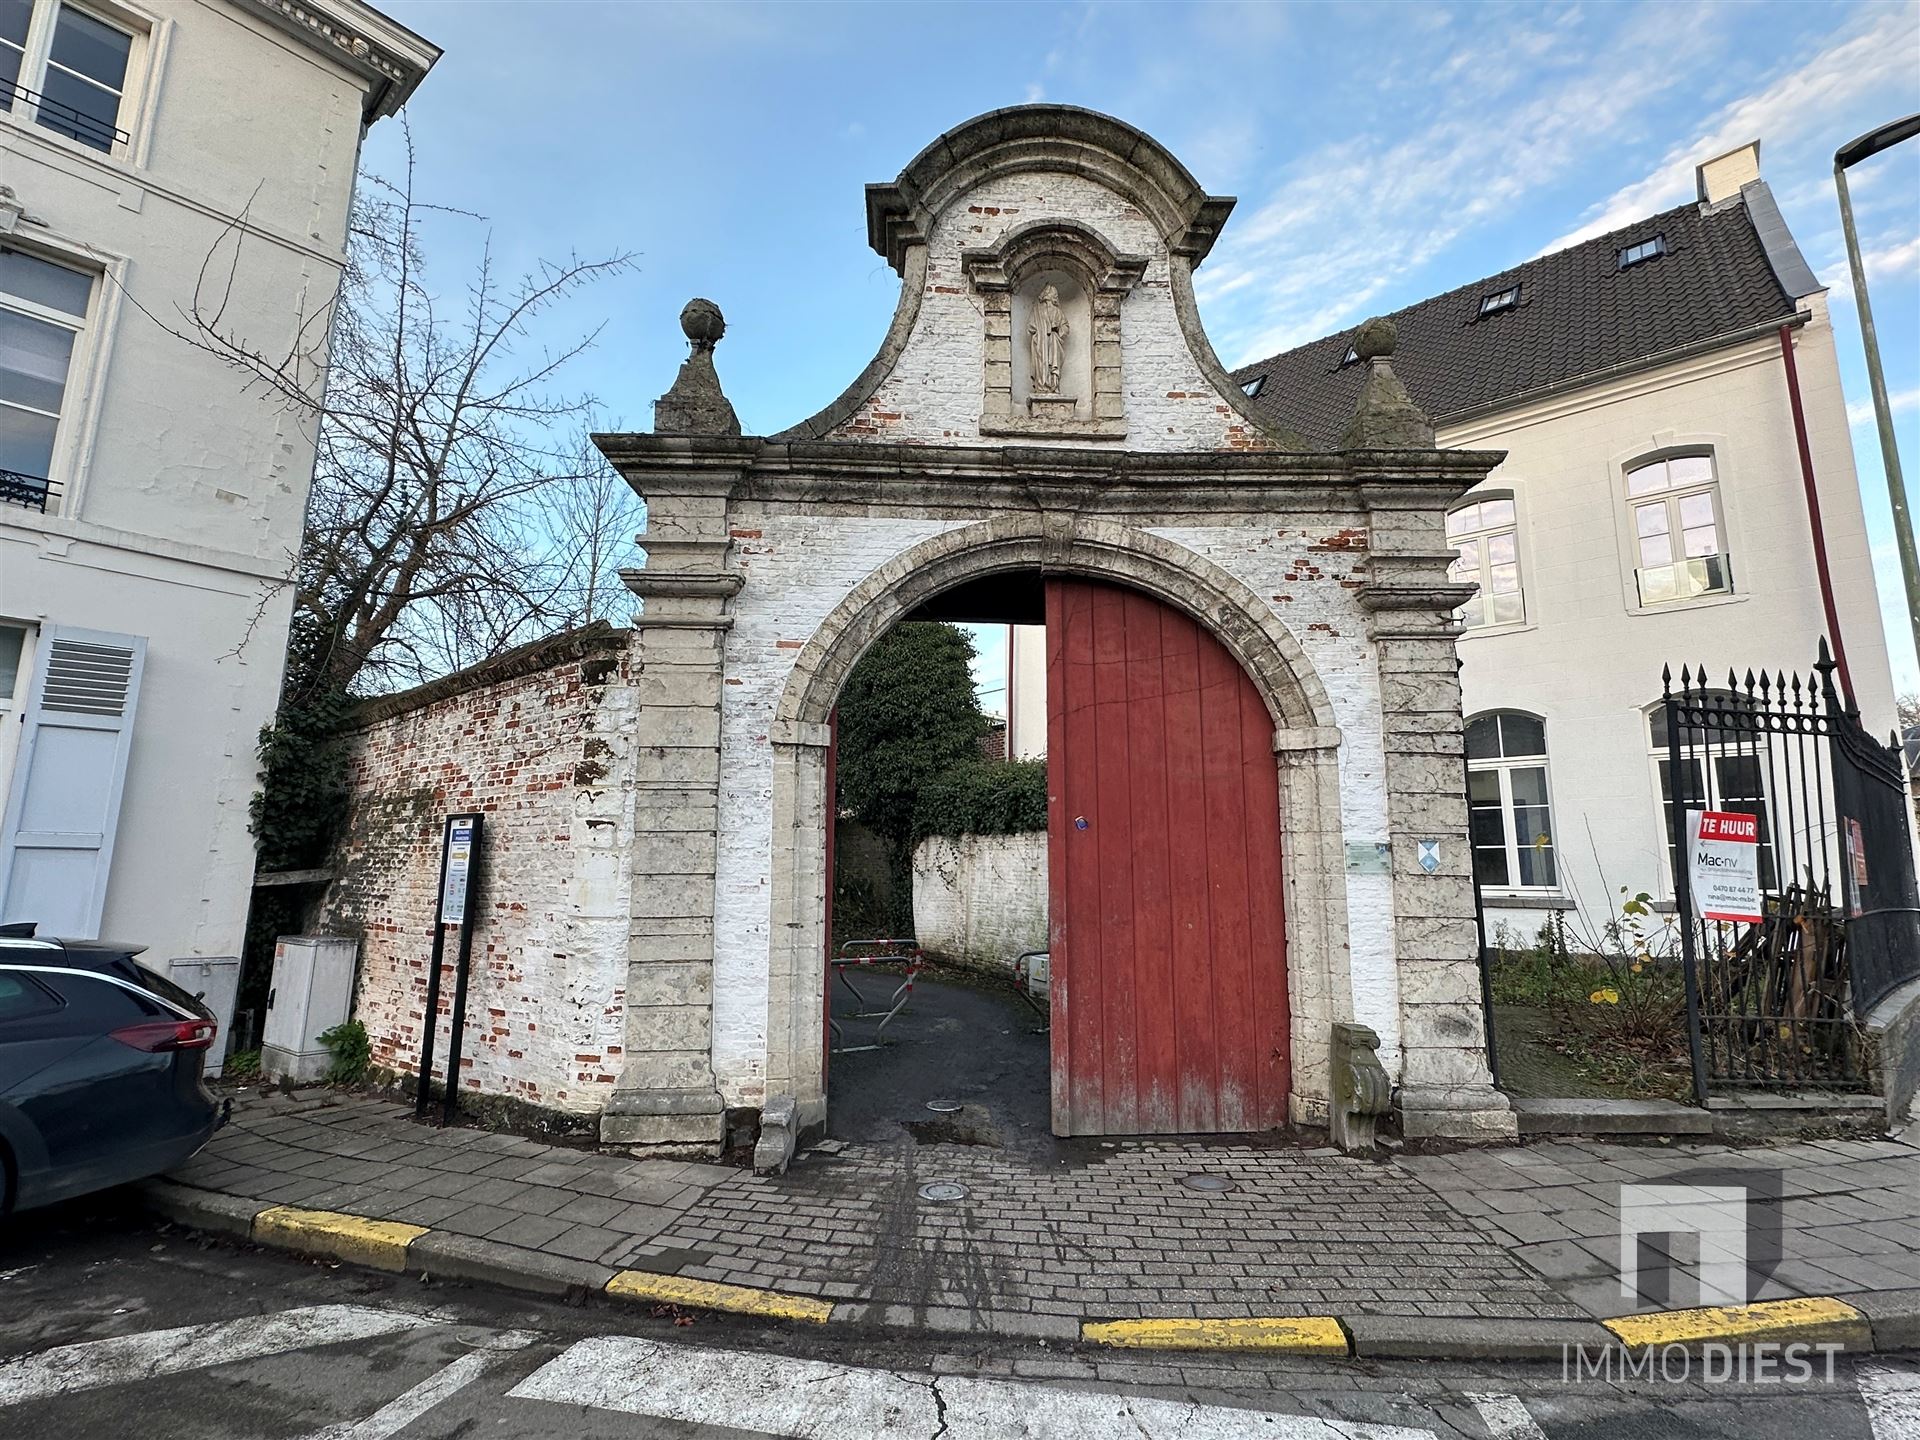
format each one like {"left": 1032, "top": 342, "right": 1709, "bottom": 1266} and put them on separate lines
{"left": 368, "top": 0, "right": 1920, "bottom": 704}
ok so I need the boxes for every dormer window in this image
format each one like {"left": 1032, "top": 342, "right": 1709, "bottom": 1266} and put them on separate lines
{"left": 1478, "top": 285, "right": 1520, "bottom": 316}
{"left": 1240, "top": 374, "right": 1265, "bottom": 398}
{"left": 1617, "top": 235, "right": 1667, "bottom": 270}
{"left": 1339, "top": 345, "right": 1358, "bottom": 368}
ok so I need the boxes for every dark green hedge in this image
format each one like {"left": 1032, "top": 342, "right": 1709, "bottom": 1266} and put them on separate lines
{"left": 914, "top": 759, "right": 1048, "bottom": 840}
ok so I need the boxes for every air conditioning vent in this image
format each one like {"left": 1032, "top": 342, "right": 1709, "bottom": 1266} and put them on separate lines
{"left": 41, "top": 639, "right": 136, "bottom": 716}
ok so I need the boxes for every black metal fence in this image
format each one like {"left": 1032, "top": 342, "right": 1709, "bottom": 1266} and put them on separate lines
{"left": 1664, "top": 643, "right": 1920, "bottom": 1099}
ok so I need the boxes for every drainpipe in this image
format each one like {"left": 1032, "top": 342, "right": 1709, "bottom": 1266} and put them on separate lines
{"left": 1779, "top": 323, "right": 1854, "bottom": 706}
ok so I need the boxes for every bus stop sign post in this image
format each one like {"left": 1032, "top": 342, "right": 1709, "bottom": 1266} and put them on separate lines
{"left": 415, "top": 813, "right": 482, "bottom": 1123}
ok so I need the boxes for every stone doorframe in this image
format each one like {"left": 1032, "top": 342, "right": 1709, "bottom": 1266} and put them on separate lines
{"left": 758, "top": 512, "right": 1354, "bottom": 1143}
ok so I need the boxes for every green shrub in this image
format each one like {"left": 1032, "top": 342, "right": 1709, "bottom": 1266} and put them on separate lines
{"left": 317, "top": 1019, "right": 371, "bottom": 1086}
{"left": 914, "top": 759, "right": 1048, "bottom": 840}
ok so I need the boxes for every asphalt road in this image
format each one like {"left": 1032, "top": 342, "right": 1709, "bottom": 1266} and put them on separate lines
{"left": 0, "top": 1193, "right": 1914, "bottom": 1439}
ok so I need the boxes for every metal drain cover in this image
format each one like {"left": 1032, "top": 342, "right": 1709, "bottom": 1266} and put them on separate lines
{"left": 918, "top": 1180, "right": 970, "bottom": 1203}
{"left": 925, "top": 1100, "right": 963, "bottom": 1114}
{"left": 1179, "top": 1173, "right": 1236, "bottom": 1193}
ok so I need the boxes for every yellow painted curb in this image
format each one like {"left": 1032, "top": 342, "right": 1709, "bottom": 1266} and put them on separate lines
{"left": 605, "top": 1270, "right": 834, "bottom": 1324}
{"left": 1082, "top": 1317, "right": 1350, "bottom": 1354}
{"left": 1604, "top": 1296, "right": 1870, "bottom": 1351}
{"left": 253, "top": 1206, "right": 428, "bottom": 1273}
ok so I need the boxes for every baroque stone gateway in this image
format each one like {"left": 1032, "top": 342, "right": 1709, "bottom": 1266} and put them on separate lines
{"left": 590, "top": 105, "right": 1515, "bottom": 1158}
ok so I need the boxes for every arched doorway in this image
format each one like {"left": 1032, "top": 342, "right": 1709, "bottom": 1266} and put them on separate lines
{"left": 764, "top": 516, "right": 1349, "bottom": 1144}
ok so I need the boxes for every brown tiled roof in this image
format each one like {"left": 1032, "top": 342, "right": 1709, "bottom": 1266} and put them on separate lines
{"left": 1231, "top": 197, "right": 1802, "bottom": 448}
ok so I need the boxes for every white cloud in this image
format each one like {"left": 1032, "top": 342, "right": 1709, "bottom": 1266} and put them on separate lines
{"left": 1537, "top": 8, "right": 1920, "bottom": 254}
{"left": 1848, "top": 385, "right": 1920, "bottom": 427}
{"left": 1024, "top": 82, "right": 1046, "bottom": 103}
{"left": 1196, "top": 4, "right": 1724, "bottom": 363}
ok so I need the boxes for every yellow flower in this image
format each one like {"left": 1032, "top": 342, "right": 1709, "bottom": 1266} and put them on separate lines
{"left": 1590, "top": 987, "right": 1620, "bottom": 1005}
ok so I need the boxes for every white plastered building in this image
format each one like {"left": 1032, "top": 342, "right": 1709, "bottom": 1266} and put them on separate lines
{"left": 0, "top": 0, "right": 436, "bottom": 959}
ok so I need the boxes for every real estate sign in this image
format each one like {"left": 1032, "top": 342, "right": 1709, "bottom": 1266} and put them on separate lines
{"left": 1686, "top": 809, "right": 1762, "bottom": 924}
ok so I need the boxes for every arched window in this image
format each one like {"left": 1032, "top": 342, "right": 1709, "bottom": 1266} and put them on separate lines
{"left": 1466, "top": 711, "right": 1556, "bottom": 890}
{"left": 1446, "top": 493, "right": 1524, "bottom": 629}
{"left": 1626, "top": 453, "right": 1729, "bottom": 605}
{"left": 1647, "top": 695, "right": 1777, "bottom": 891}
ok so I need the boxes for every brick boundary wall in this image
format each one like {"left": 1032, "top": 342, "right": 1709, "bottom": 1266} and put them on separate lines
{"left": 315, "top": 624, "right": 639, "bottom": 1116}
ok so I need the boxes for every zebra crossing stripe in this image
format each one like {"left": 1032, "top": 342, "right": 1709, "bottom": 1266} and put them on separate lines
{"left": 1860, "top": 1365, "right": 1920, "bottom": 1440}
{"left": 1466, "top": 1393, "right": 1551, "bottom": 1440}
{"left": 0, "top": 1304, "right": 431, "bottom": 1407}
{"left": 508, "top": 1334, "right": 1441, "bottom": 1438}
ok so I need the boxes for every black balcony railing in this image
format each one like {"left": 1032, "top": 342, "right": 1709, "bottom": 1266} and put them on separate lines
{"left": 0, "top": 76, "right": 130, "bottom": 154}
{"left": 0, "top": 468, "right": 58, "bottom": 512}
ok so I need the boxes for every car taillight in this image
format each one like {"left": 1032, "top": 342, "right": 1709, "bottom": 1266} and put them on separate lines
{"left": 110, "top": 1019, "right": 217, "bottom": 1052}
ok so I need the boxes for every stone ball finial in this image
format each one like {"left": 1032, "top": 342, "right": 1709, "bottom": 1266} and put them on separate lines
{"left": 680, "top": 298, "right": 726, "bottom": 351}
{"left": 1351, "top": 316, "right": 1396, "bottom": 362}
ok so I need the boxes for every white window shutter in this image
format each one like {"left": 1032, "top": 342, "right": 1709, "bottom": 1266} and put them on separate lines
{"left": 0, "top": 627, "right": 147, "bottom": 938}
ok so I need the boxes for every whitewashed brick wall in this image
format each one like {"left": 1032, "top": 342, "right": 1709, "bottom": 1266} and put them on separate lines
{"left": 912, "top": 831, "right": 1049, "bottom": 972}
{"left": 823, "top": 172, "right": 1262, "bottom": 452}
{"left": 321, "top": 639, "right": 638, "bottom": 1116}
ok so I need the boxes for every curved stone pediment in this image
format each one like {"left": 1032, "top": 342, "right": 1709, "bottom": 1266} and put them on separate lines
{"left": 776, "top": 103, "right": 1301, "bottom": 452}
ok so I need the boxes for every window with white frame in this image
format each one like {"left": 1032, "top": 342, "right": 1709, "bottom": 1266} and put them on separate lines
{"left": 1446, "top": 494, "right": 1525, "bottom": 628}
{"left": 1647, "top": 696, "right": 1778, "bottom": 894}
{"left": 0, "top": 622, "right": 30, "bottom": 804}
{"left": 1, "top": 245, "right": 92, "bottom": 513}
{"left": 1467, "top": 711, "right": 1558, "bottom": 890}
{"left": 0, "top": 0, "right": 137, "bottom": 154}
{"left": 1627, "top": 453, "right": 1729, "bottom": 605}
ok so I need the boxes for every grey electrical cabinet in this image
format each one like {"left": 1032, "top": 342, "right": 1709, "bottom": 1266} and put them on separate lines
{"left": 167, "top": 955, "right": 241, "bottom": 1078}
{"left": 262, "top": 935, "right": 358, "bottom": 1084}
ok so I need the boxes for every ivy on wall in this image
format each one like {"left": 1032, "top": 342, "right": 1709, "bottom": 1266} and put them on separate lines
{"left": 914, "top": 759, "right": 1048, "bottom": 840}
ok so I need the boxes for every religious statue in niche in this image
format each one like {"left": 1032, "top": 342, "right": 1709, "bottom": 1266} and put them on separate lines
{"left": 1028, "top": 283, "right": 1071, "bottom": 396}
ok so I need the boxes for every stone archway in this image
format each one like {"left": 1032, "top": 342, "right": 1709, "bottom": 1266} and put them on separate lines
{"left": 758, "top": 513, "right": 1352, "bottom": 1143}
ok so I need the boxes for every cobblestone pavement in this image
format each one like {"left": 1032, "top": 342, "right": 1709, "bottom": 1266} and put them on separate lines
{"left": 170, "top": 1090, "right": 1920, "bottom": 1329}
{"left": 628, "top": 1139, "right": 1579, "bottom": 1324}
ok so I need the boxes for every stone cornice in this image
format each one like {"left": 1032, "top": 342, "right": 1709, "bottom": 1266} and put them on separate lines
{"left": 232, "top": 0, "right": 440, "bottom": 121}
{"left": 619, "top": 570, "right": 744, "bottom": 601}
{"left": 595, "top": 432, "right": 1502, "bottom": 487}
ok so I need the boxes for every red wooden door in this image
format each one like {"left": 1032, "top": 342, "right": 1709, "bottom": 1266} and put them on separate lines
{"left": 1045, "top": 579, "right": 1290, "bottom": 1136}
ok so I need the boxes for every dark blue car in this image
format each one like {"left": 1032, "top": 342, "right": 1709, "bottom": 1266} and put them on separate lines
{"left": 0, "top": 925, "right": 221, "bottom": 1214}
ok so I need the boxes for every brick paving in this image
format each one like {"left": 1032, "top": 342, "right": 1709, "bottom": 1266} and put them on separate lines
{"left": 169, "top": 1089, "right": 1920, "bottom": 1329}
{"left": 619, "top": 1140, "right": 1579, "bottom": 1322}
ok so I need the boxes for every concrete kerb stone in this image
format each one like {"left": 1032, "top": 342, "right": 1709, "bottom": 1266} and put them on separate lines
{"left": 1346, "top": 1314, "right": 1616, "bottom": 1361}
{"left": 142, "top": 1180, "right": 270, "bottom": 1239}
{"left": 409, "top": 1231, "right": 617, "bottom": 1299}
{"left": 1842, "top": 1286, "right": 1920, "bottom": 1351}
